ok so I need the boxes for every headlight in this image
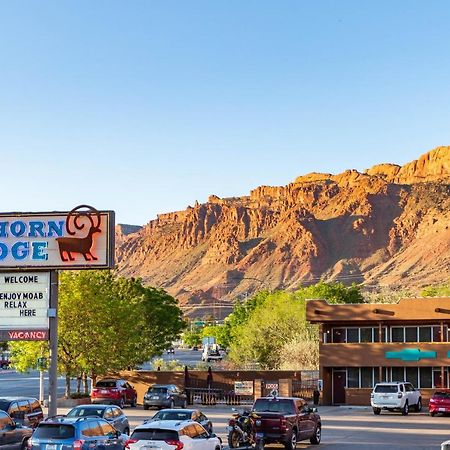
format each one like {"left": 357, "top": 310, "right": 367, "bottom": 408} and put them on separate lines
{"left": 256, "top": 420, "right": 262, "bottom": 426}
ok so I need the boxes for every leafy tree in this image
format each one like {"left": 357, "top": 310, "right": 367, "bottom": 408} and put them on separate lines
{"left": 226, "top": 282, "right": 363, "bottom": 369}
{"left": 421, "top": 282, "right": 450, "bottom": 297}
{"left": 10, "top": 271, "right": 185, "bottom": 395}
{"left": 182, "top": 329, "right": 202, "bottom": 347}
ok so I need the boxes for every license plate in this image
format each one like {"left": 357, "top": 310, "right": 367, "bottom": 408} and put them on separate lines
{"left": 152, "top": 395, "right": 159, "bottom": 399}
{"left": 142, "top": 446, "right": 159, "bottom": 450}
{"left": 256, "top": 432, "right": 264, "bottom": 438}
{"left": 101, "top": 389, "right": 108, "bottom": 394}
{"left": 46, "top": 445, "right": 57, "bottom": 450}
{"left": 439, "top": 407, "right": 447, "bottom": 412}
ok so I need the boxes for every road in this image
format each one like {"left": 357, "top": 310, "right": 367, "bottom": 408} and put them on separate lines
{"left": 0, "top": 369, "right": 67, "bottom": 398}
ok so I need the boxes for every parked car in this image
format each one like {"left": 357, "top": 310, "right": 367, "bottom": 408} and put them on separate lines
{"left": 143, "top": 385, "right": 188, "bottom": 410}
{"left": 28, "top": 416, "right": 127, "bottom": 450}
{"left": 125, "top": 420, "right": 221, "bottom": 450}
{"left": 66, "top": 404, "right": 130, "bottom": 434}
{"left": 371, "top": 381, "right": 422, "bottom": 415}
{"left": 91, "top": 378, "right": 137, "bottom": 408}
{"left": 149, "top": 409, "right": 213, "bottom": 433}
{"left": 167, "top": 348, "right": 175, "bottom": 355}
{"left": 429, "top": 390, "right": 450, "bottom": 416}
{"left": 0, "top": 409, "right": 32, "bottom": 449}
{"left": 0, "top": 397, "right": 43, "bottom": 428}
{"left": 251, "top": 396, "right": 321, "bottom": 448}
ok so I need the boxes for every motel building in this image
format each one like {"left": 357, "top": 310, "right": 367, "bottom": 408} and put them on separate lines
{"left": 306, "top": 297, "right": 450, "bottom": 406}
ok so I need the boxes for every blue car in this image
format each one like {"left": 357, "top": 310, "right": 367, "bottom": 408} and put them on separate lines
{"left": 28, "top": 416, "right": 126, "bottom": 450}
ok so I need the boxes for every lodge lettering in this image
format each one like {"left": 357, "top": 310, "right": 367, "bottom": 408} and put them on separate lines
{"left": 4, "top": 275, "right": 38, "bottom": 283}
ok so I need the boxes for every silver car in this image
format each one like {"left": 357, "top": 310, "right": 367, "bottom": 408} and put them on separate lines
{"left": 66, "top": 404, "right": 131, "bottom": 434}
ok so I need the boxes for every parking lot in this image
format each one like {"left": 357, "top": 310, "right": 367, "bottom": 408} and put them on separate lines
{"left": 48, "top": 404, "right": 450, "bottom": 449}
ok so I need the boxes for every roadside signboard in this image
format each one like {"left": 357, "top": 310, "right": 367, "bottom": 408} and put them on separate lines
{"left": 0, "top": 206, "right": 115, "bottom": 270}
{"left": 234, "top": 381, "right": 254, "bottom": 395}
{"left": 0, "top": 272, "right": 50, "bottom": 340}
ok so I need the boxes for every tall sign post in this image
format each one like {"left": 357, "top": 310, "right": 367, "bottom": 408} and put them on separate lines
{"left": 0, "top": 205, "right": 115, "bottom": 417}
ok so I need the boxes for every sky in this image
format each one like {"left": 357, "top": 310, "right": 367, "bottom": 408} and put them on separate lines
{"left": 1, "top": 1, "right": 449, "bottom": 225}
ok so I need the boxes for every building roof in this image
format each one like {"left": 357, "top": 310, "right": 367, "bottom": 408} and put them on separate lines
{"left": 306, "top": 297, "right": 450, "bottom": 324}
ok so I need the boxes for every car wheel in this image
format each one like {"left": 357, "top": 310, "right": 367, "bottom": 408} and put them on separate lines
{"left": 130, "top": 396, "right": 137, "bottom": 407}
{"left": 119, "top": 397, "right": 125, "bottom": 409}
{"left": 415, "top": 398, "right": 422, "bottom": 412}
{"left": 182, "top": 399, "right": 188, "bottom": 409}
{"left": 144, "top": 405, "right": 149, "bottom": 410}
{"left": 170, "top": 400, "right": 175, "bottom": 409}
{"left": 21, "top": 438, "right": 29, "bottom": 450}
{"left": 430, "top": 411, "right": 435, "bottom": 417}
{"left": 401, "top": 401, "right": 409, "bottom": 416}
{"left": 284, "top": 429, "right": 297, "bottom": 450}
{"left": 310, "top": 424, "right": 321, "bottom": 445}
{"left": 373, "top": 407, "right": 381, "bottom": 415}
{"left": 124, "top": 427, "right": 130, "bottom": 435}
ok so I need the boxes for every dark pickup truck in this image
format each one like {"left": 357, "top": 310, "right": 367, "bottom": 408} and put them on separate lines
{"left": 252, "top": 396, "right": 321, "bottom": 448}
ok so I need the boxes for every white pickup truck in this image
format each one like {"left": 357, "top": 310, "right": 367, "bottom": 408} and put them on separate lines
{"left": 202, "top": 344, "right": 223, "bottom": 362}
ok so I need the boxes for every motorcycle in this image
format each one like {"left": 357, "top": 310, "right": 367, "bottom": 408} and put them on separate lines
{"left": 227, "top": 408, "right": 264, "bottom": 449}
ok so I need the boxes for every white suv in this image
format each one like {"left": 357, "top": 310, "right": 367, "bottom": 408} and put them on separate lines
{"left": 371, "top": 381, "right": 422, "bottom": 415}
{"left": 125, "top": 420, "right": 222, "bottom": 450}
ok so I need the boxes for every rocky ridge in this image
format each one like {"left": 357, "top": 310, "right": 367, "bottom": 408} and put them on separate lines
{"left": 116, "top": 147, "right": 450, "bottom": 316}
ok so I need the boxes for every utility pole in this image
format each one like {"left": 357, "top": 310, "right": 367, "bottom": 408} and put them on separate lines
{"left": 48, "top": 270, "right": 59, "bottom": 417}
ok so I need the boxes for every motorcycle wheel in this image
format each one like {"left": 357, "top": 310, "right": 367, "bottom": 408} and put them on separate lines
{"left": 228, "top": 430, "right": 243, "bottom": 448}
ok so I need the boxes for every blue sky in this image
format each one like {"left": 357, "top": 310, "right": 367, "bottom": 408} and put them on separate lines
{"left": 1, "top": 1, "right": 449, "bottom": 225}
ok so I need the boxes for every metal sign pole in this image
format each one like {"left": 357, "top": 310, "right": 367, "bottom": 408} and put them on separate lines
{"left": 48, "top": 270, "right": 59, "bottom": 417}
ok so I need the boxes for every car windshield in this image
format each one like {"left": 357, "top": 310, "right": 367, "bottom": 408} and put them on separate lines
{"left": 374, "top": 385, "right": 398, "bottom": 393}
{"left": 0, "top": 400, "right": 11, "bottom": 412}
{"left": 67, "top": 408, "right": 105, "bottom": 417}
{"left": 153, "top": 411, "right": 190, "bottom": 421}
{"left": 434, "top": 391, "right": 450, "bottom": 399}
{"left": 96, "top": 380, "right": 117, "bottom": 388}
{"left": 33, "top": 424, "right": 75, "bottom": 439}
{"left": 253, "top": 399, "right": 295, "bottom": 414}
{"left": 148, "top": 387, "right": 168, "bottom": 394}
{"left": 131, "top": 429, "right": 178, "bottom": 441}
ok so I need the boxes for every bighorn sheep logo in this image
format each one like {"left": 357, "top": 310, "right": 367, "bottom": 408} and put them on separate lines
{"left": 56, "top": 205, "right": 102, "bottom": 262}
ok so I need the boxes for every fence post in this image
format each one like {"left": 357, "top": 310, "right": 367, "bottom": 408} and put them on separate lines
{"left": 254, "top": 379, "right": 263, "bottom": 400}
{"left": 279, "top": 379, "right": 292, "bottom": 397}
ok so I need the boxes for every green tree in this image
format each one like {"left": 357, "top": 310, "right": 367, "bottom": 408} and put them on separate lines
{"left": 421, "top": 282, "right": 450, "bottom": 297}
{"left": 227, "top": 282, "right": 363, "bottom": 369}
{"left": 10, "top": 271, "right": 185, "bottom": 395}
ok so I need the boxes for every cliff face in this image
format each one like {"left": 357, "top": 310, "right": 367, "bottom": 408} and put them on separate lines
{"left": 116, "top": 147, "right": 450, "bottom": 316}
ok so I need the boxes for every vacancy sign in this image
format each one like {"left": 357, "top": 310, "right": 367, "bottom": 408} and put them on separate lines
{"left": 0, "top": 272, "right": 49, "bottom": 340}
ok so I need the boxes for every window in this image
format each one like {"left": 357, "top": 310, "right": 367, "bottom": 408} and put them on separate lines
{"left": 0, "top": 411, "right": 12, "bottom": 431}
{"left": 374, "top": 327, "right": 386, "bottom": 343}
{"left": 360, "top": 328, "right": 373, "bottom": 343}
{"left": 347, "top": 368, "right": 359, "bottom": 388}
{"left": 34, "top": 424, "right": 75, "bottom": 439}
{"left": 391, "top": 328, "right": 404, "bottom": 343}
{"left": 193, "top": 423, "right": 208, "bottom": 438}
{"left": 361, "top": 367, "right": 373, "bottom": 388}
{"left": 406, "top": 368, "right": 418, "bottom": 388}
{"left": 391, "top": 367, "right": 404, "bottom": 382}
{"left": 104, "top": 408, "right": 114, "bottom": 420}
{"left": 346, "top": 329, "right": 359, "bottom": 343}
{"left": 374, "top": 385, "right": 398, "bottom": 393}
{"left": 8, "top": 402, "right": 19, "bottom": 417}
{"left": 433, "top": 326, "right": 444, "bottom": 342}
{"left": 131, "top": 429, "right": 178, "bottom": 441}
{"left": 419, "top": 367, "right": 432, "bottom": 388}
{"left": 419, "top": 327, "right": 432, "bottom": 342}
{"left": 332, "top": 329, "right": 345, "bottom": 343}
{"left": 99, "top": 420, "right": 116, "bottom": 436}
{"left": 433, "top": 369, "right": 448, "bottom": 388}
{"left": 30, "top": 399, "right": 42, "bottom": 413}
{"left": 405, "top": 327, "right": 418, "bottom": 343}
{"left": 112, "top": 407, "right": 121, "bottom": 418}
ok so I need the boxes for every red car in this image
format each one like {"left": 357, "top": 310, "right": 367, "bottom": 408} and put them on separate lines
{"left": 91, "top": 378, "right": 137, "bottom": 408}
{"left": 429, "top": 390, "right": 450, "bottom": 416}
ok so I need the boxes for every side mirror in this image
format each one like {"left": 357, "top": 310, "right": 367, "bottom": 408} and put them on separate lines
{"left": 115, "top": 430, "right": 122, "bottom": 438}
{"left": 209, "top": 433, "right": 217, "bottom": 438}
{"left": 308, "top": 407, "right": 318, "bottom": 413}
